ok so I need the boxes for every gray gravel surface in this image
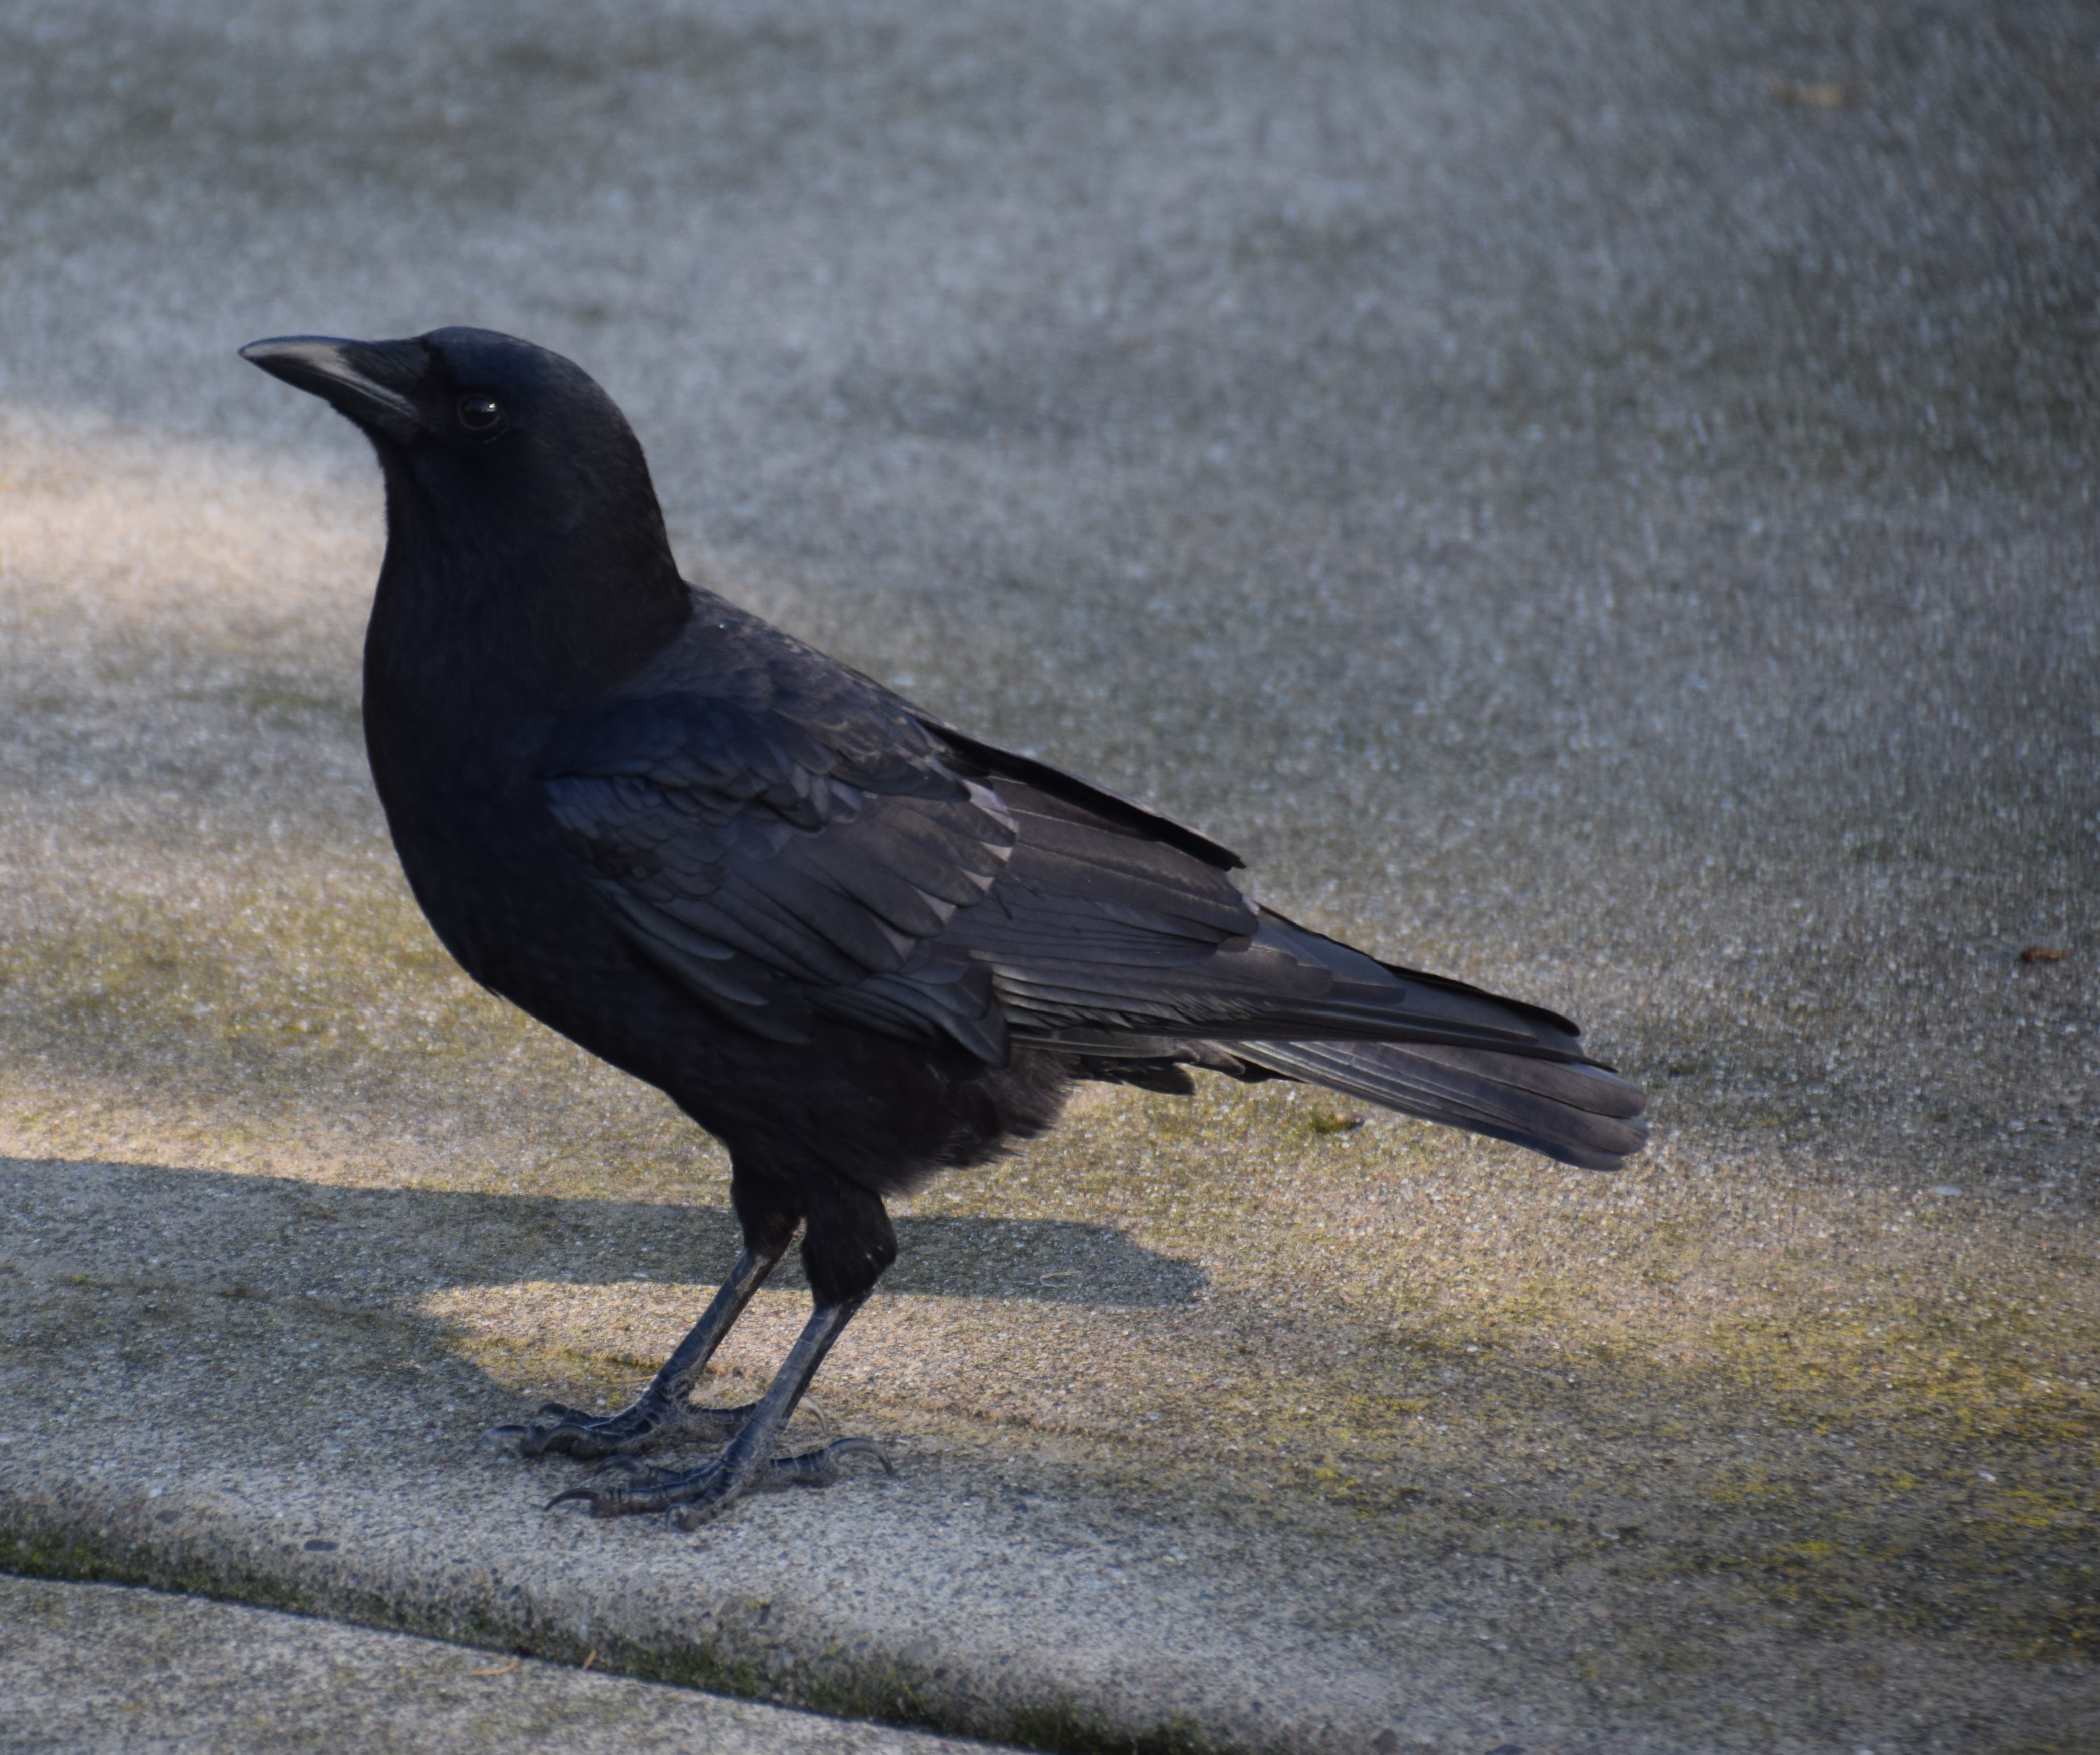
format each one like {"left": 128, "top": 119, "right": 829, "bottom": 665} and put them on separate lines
{"left": 1, "top": 0, "right": 2095, "bottom": 1751}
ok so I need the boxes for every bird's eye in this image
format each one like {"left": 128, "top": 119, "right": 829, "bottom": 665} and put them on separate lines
{"left": 456, "top": 393, "right": 504, "bottom": 434}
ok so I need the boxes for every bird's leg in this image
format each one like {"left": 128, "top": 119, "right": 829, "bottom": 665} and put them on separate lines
{"left": 548, "top": 1292, "right": 889, "bottom": 1529}
{"left": 495, "top": 1243, "right": 785, "bottom": 1459}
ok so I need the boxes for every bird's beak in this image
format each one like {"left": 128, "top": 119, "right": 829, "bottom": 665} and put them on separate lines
{"left": 239, "top": 335, "right": 434, "bottom": 443}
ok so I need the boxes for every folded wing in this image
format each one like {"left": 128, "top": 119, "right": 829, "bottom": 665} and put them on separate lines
{"left": 541, "top": 614, "right": 1646, "bottom": 1167}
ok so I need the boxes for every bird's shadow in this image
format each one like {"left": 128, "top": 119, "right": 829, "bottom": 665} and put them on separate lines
{"left": 5, "top": 1156, "right": 1207, "bottom": 1310}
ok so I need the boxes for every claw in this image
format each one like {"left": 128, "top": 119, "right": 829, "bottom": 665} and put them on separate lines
{"left": 522, "top": 1423, "right": 605, "bottom": 1459}
{"left": 835, "top": 1436, "right": 896, "bottom": 1477}
{"left": 763, "top": 1435, "right": 895, "bottom": 1492}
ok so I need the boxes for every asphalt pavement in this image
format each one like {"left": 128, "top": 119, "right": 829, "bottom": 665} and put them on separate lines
{"left": 0, "top": 1, "right": 2094, "bottom": 1750}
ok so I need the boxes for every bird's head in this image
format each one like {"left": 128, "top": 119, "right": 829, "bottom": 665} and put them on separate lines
{"left": 240, "top": 326, "right": 687, "bottom": 692}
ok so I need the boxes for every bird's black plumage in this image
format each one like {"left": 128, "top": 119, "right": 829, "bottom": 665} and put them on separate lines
{"left": 241, "top": 326, "right": 1647, "bottom": 1528}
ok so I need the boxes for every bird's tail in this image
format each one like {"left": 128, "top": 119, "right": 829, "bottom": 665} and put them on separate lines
{"left": 1233, "top": 1037, "right": 1647, "bottom": 1171}
{"left": 1045, "top": 904, "right": 1648, "bottom": 1169}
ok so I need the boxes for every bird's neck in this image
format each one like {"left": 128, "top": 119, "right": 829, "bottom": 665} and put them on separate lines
{"left": 363, "top": 462, "right": 692, "bottom": 720}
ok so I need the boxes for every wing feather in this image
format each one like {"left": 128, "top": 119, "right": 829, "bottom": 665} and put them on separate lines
{"left": 537, "top": 602, "right": 1638, "bottom": 1178}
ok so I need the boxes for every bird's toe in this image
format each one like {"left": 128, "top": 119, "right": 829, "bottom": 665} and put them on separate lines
{"left": 504, "top": 1392, "right": 759, "bottom": 1460}
{"left": 761, "top": 1436, "right": 896, "bottom": 1492}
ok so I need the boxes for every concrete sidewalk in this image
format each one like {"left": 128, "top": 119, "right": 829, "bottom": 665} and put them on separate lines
{"left": 1, "top": 0, "right": 2095, "bottom": 1749}
{"left": 0, "top": 1575, "right": 1018, "bottom": 1754}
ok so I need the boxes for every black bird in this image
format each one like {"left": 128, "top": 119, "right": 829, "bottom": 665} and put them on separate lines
{"left": 241, "top": 327, "right": 1646, "bottom": 1529}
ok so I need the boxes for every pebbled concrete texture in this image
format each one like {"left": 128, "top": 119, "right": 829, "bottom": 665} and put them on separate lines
{"left": 0, "top": 0, "right": 2096, "bottom": 1751}
{"left": 0, "top": 1573, "right": 1016, "bottom": 1753}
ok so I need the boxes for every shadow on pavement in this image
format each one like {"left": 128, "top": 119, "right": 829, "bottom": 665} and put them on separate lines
{"left": 1, "top": 1154, "right": 1208, "bottom": 1309}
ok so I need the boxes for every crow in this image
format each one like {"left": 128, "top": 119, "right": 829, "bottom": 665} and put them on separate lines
{"left": 241, "top": 327, "right": 1646, "bottom": 1529}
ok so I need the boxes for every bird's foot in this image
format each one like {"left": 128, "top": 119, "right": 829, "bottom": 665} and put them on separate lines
{"left": 549, "top": 1437, "right": 892, "bottom": 1530}
{"left": 492, "top": 1388, "right": 759, "bottom": 1460}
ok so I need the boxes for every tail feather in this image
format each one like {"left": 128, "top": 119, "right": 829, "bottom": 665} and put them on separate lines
{"left": 1233, "top": 1038, "right": 1648, "bottom": 1171}
{"left": 1029, "top": 905, "right": 1649, "bottom": 1170}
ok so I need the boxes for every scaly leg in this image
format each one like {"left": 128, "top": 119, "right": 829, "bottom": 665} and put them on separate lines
{"left": 494, "top": 1243, "right": 783, "bottom": 1459}
{"left": 549, "top": 1292, "right": 888, "bottom": 1529}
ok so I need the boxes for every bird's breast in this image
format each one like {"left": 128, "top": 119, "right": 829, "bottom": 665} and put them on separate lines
{"left": 360, "top": 667, "right": 587, "bottom": 983}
